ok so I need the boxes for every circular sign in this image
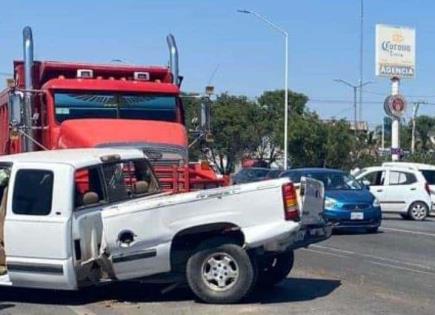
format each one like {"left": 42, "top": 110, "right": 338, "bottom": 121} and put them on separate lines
{"left": 384, "top": 94, "right": 407, "bottom": 118}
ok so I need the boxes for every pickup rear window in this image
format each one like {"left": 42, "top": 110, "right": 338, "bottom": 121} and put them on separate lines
{"left": 12, "top": 170, "right": 54, "bottom": 216}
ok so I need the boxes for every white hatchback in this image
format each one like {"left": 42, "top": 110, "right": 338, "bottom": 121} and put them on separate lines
{"left": 355, "top": 165, "right": 432, "bottom": 221}
{"left": 382, "top": 162, "right": 435, "bottom": 211}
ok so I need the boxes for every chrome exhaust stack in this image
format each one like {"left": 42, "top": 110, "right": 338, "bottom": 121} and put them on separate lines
{"left": 166, "top": 34, "right": 180, "bottom": 86}
{"left": 23, "top": 26, "right": 34, "bottom": 151}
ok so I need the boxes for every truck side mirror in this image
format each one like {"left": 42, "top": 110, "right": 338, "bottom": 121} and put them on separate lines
{"left": 8, "top": 92, "right": 24, "bottom": 125}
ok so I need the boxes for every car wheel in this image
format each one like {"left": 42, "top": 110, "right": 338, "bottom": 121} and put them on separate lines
{"left": 257, "top": 250, "right": 294, "bottom": 287}
{"left": 408, "top": 201, "right": 429, "bottom": 221}
{"left": 186, "top": 242, "right": 256, "bottom": 304}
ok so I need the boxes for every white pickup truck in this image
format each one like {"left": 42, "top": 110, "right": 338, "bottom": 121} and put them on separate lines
{"left": 0, "top": 148, "right": 331, "bottom": 303}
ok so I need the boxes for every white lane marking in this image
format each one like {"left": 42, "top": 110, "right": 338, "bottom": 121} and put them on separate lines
{"left": 382, "top": 227, "right": 435, "bottom": 238}
{"left": 368, "top": 260, "right": 435, "bottom": 277}
{"left": 67, "top": 305, "right": 98, "bottom": 315}
{"left": 311, "top": 244, "right": 355, "bottom": 255}
{"left": 309, "top": 244, "right": 435, "bottom": 274}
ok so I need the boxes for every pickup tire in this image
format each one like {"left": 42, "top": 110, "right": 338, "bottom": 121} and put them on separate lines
{"left": 257, "top": 250, "right": 294, "bottom": 287}
{"left": 186, "top": 242, "right": 255, "bottom": 304}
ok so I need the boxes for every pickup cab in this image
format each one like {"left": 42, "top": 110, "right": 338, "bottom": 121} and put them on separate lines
{"left": 0, "top": 148, "right": 331, "bottom": 303}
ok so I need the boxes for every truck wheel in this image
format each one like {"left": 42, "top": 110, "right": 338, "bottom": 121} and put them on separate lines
{"left": 186, "top": 243, "right": 255, "bottom": 304}
{"left": 257, "top": 250, "right": 294, "bottom": 287}
{"left": 408, "top": 201, "right": 429, "bottom": 221}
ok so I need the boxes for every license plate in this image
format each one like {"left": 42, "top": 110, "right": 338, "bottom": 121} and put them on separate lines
{"left": 351, "top": 212, "right": 364, "bottom": 220}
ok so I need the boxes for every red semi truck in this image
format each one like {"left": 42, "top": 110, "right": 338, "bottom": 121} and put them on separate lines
{"left": 0, "top": 26, "right": 225, "bottom": 192}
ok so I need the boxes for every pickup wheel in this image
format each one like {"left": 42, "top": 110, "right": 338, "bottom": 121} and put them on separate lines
{"left": 257, "top": 250, "right": 294, "bottom": 287}
{"left": 186, "top": 243, "right": 255, "bottom": 304}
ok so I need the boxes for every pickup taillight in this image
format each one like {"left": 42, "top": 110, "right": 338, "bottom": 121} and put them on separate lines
{"left": 282, "top": 182, "right": 300, "bottom": 221}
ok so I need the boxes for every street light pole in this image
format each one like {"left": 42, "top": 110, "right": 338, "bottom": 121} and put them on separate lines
{"left": 359, "top": 0, "right": 364, "bottom": 122}
{"left": 238, "top": 9, "right": 289, "bottom": 169}
{"left": 334, "top": 79, "right": 373, "bottom": 134}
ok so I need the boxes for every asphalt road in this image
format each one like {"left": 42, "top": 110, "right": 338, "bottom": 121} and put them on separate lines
{"left": 1, "top": 214, "right": 434, "bottom": 315}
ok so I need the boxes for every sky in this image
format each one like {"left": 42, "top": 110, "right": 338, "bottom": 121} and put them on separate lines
{"left": 1, "top": 0, "right": 435, "bottom": 127}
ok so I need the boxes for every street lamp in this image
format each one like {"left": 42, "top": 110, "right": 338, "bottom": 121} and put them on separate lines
{"left": 237, "top": 9, "right": 289, "bottom": 170}
{"left": 334, "top": 79, "right": 372, "bottom": 134}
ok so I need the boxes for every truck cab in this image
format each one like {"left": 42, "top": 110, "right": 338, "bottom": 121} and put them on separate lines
{"left": 0, "top": 27, "right": 225, "bottom": 193}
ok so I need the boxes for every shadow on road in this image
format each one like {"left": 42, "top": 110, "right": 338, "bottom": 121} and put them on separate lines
{"left": 247, "top": 277, "right": 341, "bottom": 304}
{"left": 332, "top": 229, "right": 384, "bottom": 235}
{"left": 0, "top": 277, "right": 340, "bottom": 306}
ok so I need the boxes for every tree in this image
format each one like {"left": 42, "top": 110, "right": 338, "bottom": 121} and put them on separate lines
{"left": 415, "top": 115, "right": 435, "bottom": 151}
{"left": 207, "top": 93, "right": 259, "bottom": 174}
{"left": 256, "top": 90, "right": 309, "bottom": 166}
{"left": 181, "top": 93, "right": 203, "bottom": 161}
{"left": 324, "top": 120, "right": 355, "bottom": 169}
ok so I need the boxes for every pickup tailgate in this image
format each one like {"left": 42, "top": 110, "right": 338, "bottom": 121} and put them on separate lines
{"left": 293, "top": 176, "right": 332, "bottom": 248}
{"left": 297, "top": 176, "right": 325, "bottom": 226}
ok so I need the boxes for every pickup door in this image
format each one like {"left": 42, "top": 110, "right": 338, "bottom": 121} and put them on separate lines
{"left": 5, "top": 163, "right": 77, "bottom": 290}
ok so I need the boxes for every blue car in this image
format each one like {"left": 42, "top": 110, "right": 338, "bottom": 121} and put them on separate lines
{"left": 280, "top": 168, "right": 382, "bottom": 233}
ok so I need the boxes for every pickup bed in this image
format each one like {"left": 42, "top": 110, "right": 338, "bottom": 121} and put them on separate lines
{"left": 0, "top": 148, "right": 331, "bottom": 303}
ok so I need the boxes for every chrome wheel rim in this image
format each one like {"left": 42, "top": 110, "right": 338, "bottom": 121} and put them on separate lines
{"left": 411, "top": 203, "right": 427, "bottom": 220}
{"left": 201, "top": 252, "right": 239, "bottom": 291}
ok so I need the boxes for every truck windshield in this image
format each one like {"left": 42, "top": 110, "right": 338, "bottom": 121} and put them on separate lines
{"left": 54, "top": 92, "right": 177, "bottom": 123}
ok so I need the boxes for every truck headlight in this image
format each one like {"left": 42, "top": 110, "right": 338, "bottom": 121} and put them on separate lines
{"left": 372, "top": 198, "right": 380, "bottom": 207}
{"left": 325, "top": 197, "right": 337, "bottom": 209}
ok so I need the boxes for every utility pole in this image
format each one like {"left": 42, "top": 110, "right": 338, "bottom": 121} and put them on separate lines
{"left": 359, "top": 0, "right": 364, "bottom": 122}
{"left": 381, "top": 117, "right": 385, "bottom": 150}
{"left": 390, "top": 78, "right": 400, "bottom": 161}
{"left": 334, "top": 79, "right": 372, "bottom": 135}
{"left": 411, "top": 100, "right": 426, "bottom": 154}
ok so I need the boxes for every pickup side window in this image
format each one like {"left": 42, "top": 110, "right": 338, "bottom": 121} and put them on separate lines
{"left": 12, "top": 170, "right": 53, "bottom": 215}
{"left": 74, "top": 167, "right": 105, "bottom": 209}
{"left": 102, "top": 159, "right": 160, "bottom": 203}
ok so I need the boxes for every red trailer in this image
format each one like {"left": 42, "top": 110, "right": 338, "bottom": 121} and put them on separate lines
{"left": 0, "top": 27, "right": 226, "bottom": 192}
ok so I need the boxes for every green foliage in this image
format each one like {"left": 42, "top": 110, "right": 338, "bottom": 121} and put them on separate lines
{"left": 415, "top": 115, "right": 435, "bottom": 151}
{"left": 209, "top": 93, "right": 259, "bottom": 174}
{"left": 403, "top": 152, "right": 435, "bottom": 164}
{"left": 182, "top": 89, "right": 434, "bottom": 175}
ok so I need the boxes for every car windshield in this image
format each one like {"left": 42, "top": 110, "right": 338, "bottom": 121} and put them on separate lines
{"left": 283, "top": 170, "right": 362, "bottom": 190}
{"left": 54, "top": 92, "right": 177, "bottom": 123}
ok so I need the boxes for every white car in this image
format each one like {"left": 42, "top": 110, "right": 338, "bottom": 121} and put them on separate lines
{"left": 382, "top": 162, "right": 435, "bottom": 211}
{"left": 355, "top": 165, "right": 432, "bottom": 221}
